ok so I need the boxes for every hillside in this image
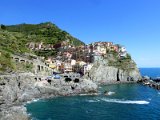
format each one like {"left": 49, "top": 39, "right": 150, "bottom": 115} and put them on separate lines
{"left": 0, "top": 22, "right": 84, "bottom": 72}
{"left": 5, "top": 22, "right": 84, "bottom": 46}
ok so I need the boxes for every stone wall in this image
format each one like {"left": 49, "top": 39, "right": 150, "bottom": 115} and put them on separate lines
{"left": 12, "top": 54, "right": 53, "bottom": 76}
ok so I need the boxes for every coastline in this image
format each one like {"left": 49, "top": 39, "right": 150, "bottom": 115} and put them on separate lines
{"left": 0, "top": 72, "right": 98, "bottom": 120}
{"left": 0, "top": 72, "right": 138, "bottom": 120}
{"left": 0, "top": 63, "right": 141, "bottom": 120}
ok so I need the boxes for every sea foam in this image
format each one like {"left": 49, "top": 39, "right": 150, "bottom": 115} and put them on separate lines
{"left": 87, "top": 98, "right": 149, "bottom": 104}
{"left": 26, "top": 99, "right": 40, "bottom": 104}
{"left": 87, "top": 99, "right": 100, "bottom": 103}
{"left": 87, "top": 100, "right": 97, "bottom": 103}
{"left": 101, "top": 98, "right": 149, "bottom": 104}
{"left": 107, "top": 91, "right": 115, "bottom": 95}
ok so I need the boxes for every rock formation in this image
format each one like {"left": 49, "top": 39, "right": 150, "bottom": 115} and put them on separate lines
{"left": 85, "top": 58, "right": 141, "bottom": 84}
{"left": 0, "top": 73, "right": 97, "bottom": 120}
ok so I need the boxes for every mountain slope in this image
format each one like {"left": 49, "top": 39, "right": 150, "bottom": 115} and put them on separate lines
{"left": 6, "top": 22, "right": 84, "bottom": 46}
{"left": 0, "top": 22, "right": 84, "bottom": 72}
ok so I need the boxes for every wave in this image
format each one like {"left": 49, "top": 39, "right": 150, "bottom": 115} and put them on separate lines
{"left": 26, "top": 99, "right": 40, "bottom": 104}
{"left": 87, "top": 99, "right": 100, "bottom": 103}
{"left": 33, "top": 99, "right": 39, "bottom": 102}
{"left": 107, "top": 91, "right": 115, "bottom": 95}
{"left": 79, "top": 93, "right": 99, "bottom": 96}
{"left": 101, "top": 98, "right": 149, "bottom": 104}
{"left": 87, "top": 98, "right": 149, "bottom": 104}
{"left": 87, "top": 100, "right": 97, "bottom": 103}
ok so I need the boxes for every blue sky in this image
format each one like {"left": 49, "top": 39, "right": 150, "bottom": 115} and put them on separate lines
{"left": 1, "top": 0, "right": 160, "bottom": 67}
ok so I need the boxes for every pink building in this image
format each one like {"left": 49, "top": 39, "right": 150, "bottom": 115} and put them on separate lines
{"left": 111, "top": 45, "right": 119, "bottom": 52}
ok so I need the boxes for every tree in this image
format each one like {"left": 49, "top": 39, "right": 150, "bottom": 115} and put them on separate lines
{"left": 1, "top": 24, "right": 6, "bottom": 30}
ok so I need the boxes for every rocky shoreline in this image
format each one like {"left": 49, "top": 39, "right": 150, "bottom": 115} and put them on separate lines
{"left": 138, "top": 76, "right": 160, "bottom": 90}
{"left": 0, "top": 61, "right": 141, "bottom": 120}
{"left": 0, "top": 72, "right": 98, "bottom": 120}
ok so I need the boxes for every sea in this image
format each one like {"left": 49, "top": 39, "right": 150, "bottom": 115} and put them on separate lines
{"left": 26, "top": 68, "right": 160, "bottom": 120}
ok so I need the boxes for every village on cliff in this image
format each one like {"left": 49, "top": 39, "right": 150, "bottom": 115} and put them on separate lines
{"left": 27, "top": 41, "right": 127, "bottom": 75}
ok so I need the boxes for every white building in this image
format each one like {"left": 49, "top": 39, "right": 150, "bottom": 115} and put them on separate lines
{"left": 83, "top": 64, "right": 93, "bottom": 75}
{"left": 119, "top": 46, "right": 127, "bottom": 58}
{"left": 71, "top": 59, "right": 76, "bottom": 66}
{"left": 97, "top": 46, "right": 106, "bottom": 55}
{"left": 119, "top": 46, "right": 126, "bottom": 52}
{"left": 64, "top": 63, "right": 72, "bottom": 72}
{"left": 120, "top": 52, "right": 127, "bottom": 58}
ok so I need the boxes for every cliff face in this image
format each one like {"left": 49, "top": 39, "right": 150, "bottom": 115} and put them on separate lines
{"left": 86, "top": 58, "right": 141, "bottom": 84}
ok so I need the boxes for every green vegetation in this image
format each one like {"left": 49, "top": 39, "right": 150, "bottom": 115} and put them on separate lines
{"left": 1, "top": 24, "right": 6, "bottom": 30}
{"left": 0, "top": 51, "right": 15, "bottom": 72}
{"left": 109, "top": 50, "right": 119, "bottom": 59}
{"left": 35, "top": 50, "right": 57, "bottom": 58}
{"left": 0, "top": 30, "right": 29, "bottom": 53}
{"left": 108, "top": 53, "right": 135, "bottom": 70}
{"left": 0, "top": 22, "right": 84, "bottom": 72}
{"left": 14, "top": 62, "right": 33, "bottom": 72}
{"left": 6, "top": 22, "right": 84, "bottom": 46}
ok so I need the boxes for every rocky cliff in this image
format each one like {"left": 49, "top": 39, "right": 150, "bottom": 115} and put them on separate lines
{"left": 85, "top": 58, "right": 141, "bottom": 84}
{"left": 0, "top": 73, "right": 97, "bottom": 120}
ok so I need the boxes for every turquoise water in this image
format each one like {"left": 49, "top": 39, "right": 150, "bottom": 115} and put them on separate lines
{"left": 26, "top": 68, "right": 160, "bottom": 120}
